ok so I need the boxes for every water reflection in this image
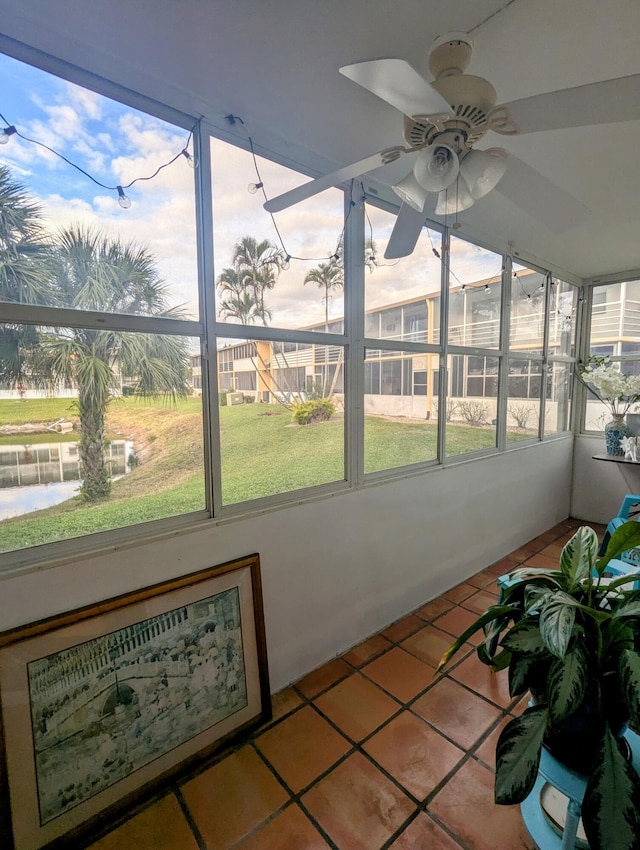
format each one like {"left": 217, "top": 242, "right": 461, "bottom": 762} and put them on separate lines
{"left": 0, "top": 440, "right": 134, "bottom": 520}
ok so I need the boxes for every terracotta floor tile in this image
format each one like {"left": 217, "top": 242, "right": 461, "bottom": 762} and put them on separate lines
{"left": 473, "top": 716, "right": 511, "bottom": 771}
{"left": 314, "top": 672, "right": 400, "bottom": 741}
{"left": 271, "top": 687, "right": 303, "bottom": 722}
{"left": 389, "top": 812, "right": 464, "bottom": 849}
{"left": 362, "top": 646, "right": 436, "bottom": 703}
{"left": 540, "top": 542, "right": 565, "bottom": 558}
{"left": 522, "top": 551, "right": 559, "bottom": 569}
{"left": 342, "top": 633, "right": 391, "bottom": 667}
{"left": 461, "top": 589, "right": 499, "bottom": 615}
{"left": 412, "top": 677, "right": 502, "bottom": 751}
{"left": 296, "top": 658, "right": 352, "bottom": 699}
{"left": 430, "top": 758, "right": 535, "bottom": 850}
{"left": 381, "top": 614, "right": 425, "bottom": 642}
{"left": 180, "top": 746, "right": 288, "bottom": 849}
{"left": 400, "top": 625, "right": 461, "bottom": 670}
{"left": 442, "top": 582, "right": 477, "bottom": 603}
{"left": 302, "top": 752, "right": 415, "bottom": 850}
{"left": 255, "top": 705, "right": 350, "bottom": 792}
{"left": 364, "top": 711, "right": 464, "bottom": 801}
{"left": 486, "top": 556, "right": 520, "bottom": 576}
{"left": 87, "top": 794, "right": 199, "bottom": 850}
{"left": 414, "top": 596, "right": 455, "bottom": 621}
{"left": 433, "top": 606, "right": 484, "bottom": 645}
{"left": 236, "top": 803, "right": 331, "bottom": 849}
{"left": 449, "top": 653, "right": 514, "bottom": 709}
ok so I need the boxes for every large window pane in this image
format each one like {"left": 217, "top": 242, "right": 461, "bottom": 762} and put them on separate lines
{"left": 445, "top": 354, "right": 498, "bottom": 457}
{"left": 448, "top": 238, "right": 503, "bottom": 348}
{"left": 0, "top": 52, "right": 199, "bottom": 318}
{"left": 506, "top": 358, "right": 542, "bottom": 443}
{"left": 364, "top": 350, "right": 439, "bottom": 473}
{"left": 211, "top": 138, "right": 344, "bottom": 330}
{"left": 219, "top": 340, "right": 344, "bottom": 503}
{"left": 545, "top": 362, "right": 573, "bottom": 436}
{"left": 364, "top": 203, "right": 441, "bottom": 343}
{"left": 0, "top": 325, "right": 204, "bottom": 553}
{"left": 510, "top": 265, "right": 546, "bottom": 354}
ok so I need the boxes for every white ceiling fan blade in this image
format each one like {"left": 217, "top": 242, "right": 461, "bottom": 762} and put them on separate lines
{"left": 384, "top": 198, "right": 436, "bottom": 259}
{"left": 340, "top": 59, "right": 453, "bottom": 120}
{"left": 495, "top": 153, "right": 591, "bottom": 232}
{"left": 490, "top": 74, "right": 640, "bottom": 135}
{"left": 263, "top": 151, "right": 392, "bottom": 213}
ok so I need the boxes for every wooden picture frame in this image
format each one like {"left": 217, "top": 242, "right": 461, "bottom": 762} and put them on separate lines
{"left": 0, "top": 553, "right": 271, "bottom": 850}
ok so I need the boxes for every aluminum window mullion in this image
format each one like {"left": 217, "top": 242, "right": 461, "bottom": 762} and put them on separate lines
{"left": 0, "top": 302, "right": 202, "bottom": 337}
{"left": 345, "top": 188, "right": 365, "bottom": 486}
{"left": 495, "top": 255, "right": 511, "bottom": 451}
{"left": 195, "top": 128, "right": 222, "bottom": 518}
{"left": 438, "top": 227, "right": 450, "bottom": 464}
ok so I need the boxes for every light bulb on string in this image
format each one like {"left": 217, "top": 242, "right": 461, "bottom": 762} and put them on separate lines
{"left": 248, "top": 182, "right": 264, "bottom": 194}
{"left": 182, "top": 149, "right": 197, "bottom": 169}
{"left": 484, "top": 284, "right": 491, "bottom": 293}
{"left": 539, "top": 281, "right": 545, "bottom": 291}
{"left": 117, "top": 186, "right": 132, "bottom": 209}
{"left": 0, "top": 125, "right": 16, "bottom": 144}
{"left": 281, "top": 254, "right": 291, "bottom": 271}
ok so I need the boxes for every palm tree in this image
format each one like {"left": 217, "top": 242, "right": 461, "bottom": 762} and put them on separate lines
{"left": 219, "top": 290, "right": 264, "bottom": 324}
{"left": 303, "top": 260, "right": 344, "bottom": 327}
{"left": 231, "top": 236, "right": 282, "bottom": 325}
{"left": 0, "top": 166, "right": 54, "bottom": 387}
{"left": 29, "top": 226, "right": 189, "bottom": 502}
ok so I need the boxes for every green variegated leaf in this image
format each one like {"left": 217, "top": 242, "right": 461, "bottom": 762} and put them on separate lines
{"left": 539, "top": 594, "right": 576, "bottom": 658}
{"left": 524, "top": 585, "right": 552, "bottom": 614}
{"left": 596, "top": 520, "right": 640, "bottom": 575}
{"left": 611, "top": 597, "right": 640, "bottom": 619}
{"left": 501, "top": 567, "right": 564, "bottom": 587}
{"left": 508, "top": 654, "right": 540, "bottom": 698}
{"left": 435, "top": 604, "right": 515, "bottom": 673}
{"left": 546, "top": 644, "right": 588, "bottom": 723}
{"left": 582, "top": 728, "right": 640, "bottom": 850}
{"left": 560, "top": 526, "right": 597, "bottom": 589}
{"left": 620, "top": 649, "right": 640, "bottom": 729}
{"left": 495, "top": 706, "right": 547, "bottom": 804}
{"left": 501, "top": 621, "right": 549, "bottom": 656}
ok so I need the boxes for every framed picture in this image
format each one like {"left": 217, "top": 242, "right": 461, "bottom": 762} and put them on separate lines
{"left": 0, "top": 553, "right": 271, "bottom": 850}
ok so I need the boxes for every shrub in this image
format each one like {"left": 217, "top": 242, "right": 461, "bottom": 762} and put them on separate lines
{"left": 457, "top": 400, "right": 489, "bottom": 426}
{"left": 507, "top": 402, "right": 533, "bottom": 429}
{"left": 291, "top": 397, "right": 335, "bottom": 425}
{"left": 433, "top": 399, "right": 458, "bottom": 421}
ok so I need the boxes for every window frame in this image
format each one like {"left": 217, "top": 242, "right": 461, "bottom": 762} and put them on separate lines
{"left": 0, "top": 37, "right": 581, "bottom": 572}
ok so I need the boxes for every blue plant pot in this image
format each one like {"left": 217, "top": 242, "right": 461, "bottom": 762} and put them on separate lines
{"left": 604, "top": 415, "right": 632, "bottom": 456}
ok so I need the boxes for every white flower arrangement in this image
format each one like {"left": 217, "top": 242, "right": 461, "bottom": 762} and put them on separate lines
{"left": 578, "top": 356, "right": 640, "bottom": 416}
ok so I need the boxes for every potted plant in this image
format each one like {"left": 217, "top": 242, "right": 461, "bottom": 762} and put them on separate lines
{"left": 437, "top": 521, "right": 640, "bottom": 850}
{"left": 577, "top": 356, "right": 640, "bottom": 455}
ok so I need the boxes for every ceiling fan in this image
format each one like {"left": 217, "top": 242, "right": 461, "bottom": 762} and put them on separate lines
{"left": 263, "top": 32, "right": 640, "bottom": 259}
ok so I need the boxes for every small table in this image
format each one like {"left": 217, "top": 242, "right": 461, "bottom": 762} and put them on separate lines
{"left": 520, "top": 729, "right": 640, "bottom": 849}
{"left": 592, "top": 453, "right": 640, "bottom": 490}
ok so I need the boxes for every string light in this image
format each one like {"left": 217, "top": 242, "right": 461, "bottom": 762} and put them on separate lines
{"left": 116, "top": 186, "right": 131, "bottom": 209}
{"left": 182, "top": 149, "right": 197, "bottom": 169}
{"left": 0, "top": 124, "right": 16, "bottom": 144}
{"left": 484, "top": 283, "right": 491, "bottom": 293}
{"left": 0, "top": 110, "right": 200, "bottom": 208}
{"left": 248, "top": 181, "right": 264, "bottom": 194}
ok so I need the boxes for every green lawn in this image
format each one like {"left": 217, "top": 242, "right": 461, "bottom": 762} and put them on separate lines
{"left": 0, "top": 399, "right": 519, "bottom": 553}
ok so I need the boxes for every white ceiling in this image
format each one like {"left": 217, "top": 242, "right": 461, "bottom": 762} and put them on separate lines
{"left": 1, "top": 0, "right": 639, "bottom": 280}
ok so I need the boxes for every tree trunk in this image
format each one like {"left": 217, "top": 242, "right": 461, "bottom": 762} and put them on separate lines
{"left": 78, "top": 389, "right": 111, "bottom": 502}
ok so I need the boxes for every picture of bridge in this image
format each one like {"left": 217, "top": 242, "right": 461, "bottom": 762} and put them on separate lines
{"left": 27, "top": 586, "right": 246, "bottom": 826}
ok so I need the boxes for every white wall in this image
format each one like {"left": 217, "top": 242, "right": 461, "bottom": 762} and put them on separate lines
{"left": 571, "top": 435, "right": 640, "bottom": 522}
{"left": 0, "top": 439, "right": 573, "bottom": 692}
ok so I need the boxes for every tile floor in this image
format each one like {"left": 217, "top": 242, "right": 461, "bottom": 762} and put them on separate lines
{"left": 86, "top": 518, "right": 603, "bottom": 850}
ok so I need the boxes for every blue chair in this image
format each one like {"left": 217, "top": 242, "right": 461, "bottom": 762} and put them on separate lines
{"left": 598, "top": 494, "right": 640, "bottom": 556}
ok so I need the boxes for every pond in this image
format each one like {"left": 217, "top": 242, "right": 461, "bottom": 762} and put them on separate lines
{"left": 0, "top": 440, "right": 135, "bottom": 520}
